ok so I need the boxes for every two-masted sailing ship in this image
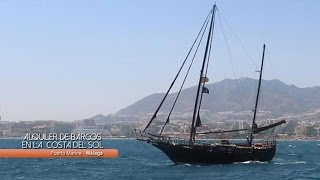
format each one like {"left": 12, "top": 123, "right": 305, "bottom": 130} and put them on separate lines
{"left": 137, "top": 4, "right": 285, "bottom": 164}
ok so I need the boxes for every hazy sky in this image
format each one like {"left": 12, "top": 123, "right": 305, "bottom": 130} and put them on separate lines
{"left": 0, "top": 0, "right": 319, "bottom": 121}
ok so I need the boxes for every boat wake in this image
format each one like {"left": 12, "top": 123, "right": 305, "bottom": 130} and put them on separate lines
{"left": 274, "top": 161, "right": 306, "bottom": 165}
{"left": 172, "top": 163, "right": 192, "bottom": 167}
{"left": 234, "top": 161, "right": 269, "bottom": 164}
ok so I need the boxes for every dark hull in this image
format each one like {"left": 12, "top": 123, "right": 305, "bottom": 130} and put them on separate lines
{"left": 151, "top": 140, "right": 276, "bottom": 164}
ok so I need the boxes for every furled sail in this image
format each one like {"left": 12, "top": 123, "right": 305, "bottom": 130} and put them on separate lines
{"left": 253, "top": 120, "right": 286, "bottom": 134}
{"left": 196, "top": 114, "right": 202, "bottom": 127}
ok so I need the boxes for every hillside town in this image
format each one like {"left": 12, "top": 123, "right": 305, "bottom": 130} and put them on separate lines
{"left": 1, "top": 109, "right": 319, "bottom": 140}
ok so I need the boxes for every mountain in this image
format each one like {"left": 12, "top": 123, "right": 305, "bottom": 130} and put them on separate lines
{"left": 116, "top": 78, "right": 320, "bottom": 117}
{"left": 89, "top": 114, "right": 115, "bottom": 124}
{"left": 88, "top": 114, "right": 106, "bottom": 124}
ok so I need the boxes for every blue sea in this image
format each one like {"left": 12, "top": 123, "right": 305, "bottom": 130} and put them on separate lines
{"left": 0, "top": 139, "right": 319, "bottom": 180}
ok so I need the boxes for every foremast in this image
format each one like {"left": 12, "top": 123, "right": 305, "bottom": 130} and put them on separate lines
{"left": 249, "top": 44, "right": 266, "bottom": 145}
{"left": 189, "top": 4, "right": 217, "bottom": 145}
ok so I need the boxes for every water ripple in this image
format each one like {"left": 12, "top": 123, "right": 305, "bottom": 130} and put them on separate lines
{"left": 0, "top": 139, "right": 318, "bottom": 180}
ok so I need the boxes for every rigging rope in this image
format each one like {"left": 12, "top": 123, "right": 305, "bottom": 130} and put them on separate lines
{"left": 267, "top": 127, "right": 276, "bottom": 141}
{"left": 190, "top": 5, "right": 216, "bottom": 144}
{"left": 217, "top": 10, "right": 258, "bottom": 69}
{"left": 159, "top": 13, "right": 211, "bottom": 136}
{"left": 217, "top": 10, "right": 249, "bottom": 120}
{"left": 195, "top": 11, "right": 215, "bottom": 128}
{"left": 141, "top": 11, "right": 212, "bottom": 134}
{"left": 189, "top": 4, "right": 216, "bottom": 145}
{"left": 265, "top": 49, "right": 280, "bottom": 94}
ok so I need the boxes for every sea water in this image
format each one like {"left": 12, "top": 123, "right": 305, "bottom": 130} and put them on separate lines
{"left": 0, "top": 139, "right": 319, "bottom": 180}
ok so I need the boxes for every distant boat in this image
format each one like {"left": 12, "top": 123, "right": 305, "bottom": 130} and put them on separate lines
{"left": 137, "top": 4, "right": 285, "bottom": 164}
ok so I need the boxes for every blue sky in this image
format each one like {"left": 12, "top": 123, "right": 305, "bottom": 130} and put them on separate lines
{"left": 0, "top": 0, "right": 319, "bottom": 121}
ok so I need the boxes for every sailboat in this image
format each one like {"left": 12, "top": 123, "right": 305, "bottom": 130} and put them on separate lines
{"left": 137, "top": 4, "right": 285, "bottom": 164}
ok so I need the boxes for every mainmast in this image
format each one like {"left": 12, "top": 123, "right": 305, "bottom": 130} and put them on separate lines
{"left": 189, "top": 4, "right": 216, "bottom": 145}
{"left": 249, "top": 44, "right": 266, "bottom": 145}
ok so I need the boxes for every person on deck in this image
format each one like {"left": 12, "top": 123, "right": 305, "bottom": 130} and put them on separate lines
{"left": 246, "top": 136, "right": 250, "bottom": 146}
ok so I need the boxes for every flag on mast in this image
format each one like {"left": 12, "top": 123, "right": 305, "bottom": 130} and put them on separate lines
{"left": 202, "top": 86, "right": 209, "bottom": 94}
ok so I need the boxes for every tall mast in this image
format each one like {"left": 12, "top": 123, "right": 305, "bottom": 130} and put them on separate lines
{"left": 189, "top": 4, "right": 216, "bottom": 145}
{"left": 250, "top": 44, "right": 266, "bottom": 145}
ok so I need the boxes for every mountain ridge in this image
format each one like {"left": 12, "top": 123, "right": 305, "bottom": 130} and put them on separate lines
{"left": 115, "top": 78, "right": 320, "bottom": 117}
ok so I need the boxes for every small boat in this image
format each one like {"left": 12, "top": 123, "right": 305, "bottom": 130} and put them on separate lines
{"left": 137, "top": 4, "right": 285, "bottom": 164}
